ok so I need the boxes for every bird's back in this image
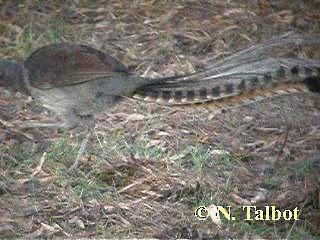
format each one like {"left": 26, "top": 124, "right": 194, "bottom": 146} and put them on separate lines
{"left": 24, "top": 43, "right": 130, "bottom": 90}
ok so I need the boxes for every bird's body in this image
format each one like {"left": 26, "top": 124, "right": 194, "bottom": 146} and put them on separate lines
{"left": 23, "top": 46, "right": 133, "bottom": 129}
{"left": 1, "top": 43, "right": 158, "bottom": 129}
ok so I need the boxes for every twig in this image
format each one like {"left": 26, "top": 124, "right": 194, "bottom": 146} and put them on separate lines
{"left": 286, "top": 198, "right": 307, "bottom": 240}
{"left": 276, "top": 125, "right": 290, "bottom": 162}
{"left": 0, "top": 118, "right": 34, "bottom": 140}
{"left": 31, "top": 152, "right": 47, "bottom": 177}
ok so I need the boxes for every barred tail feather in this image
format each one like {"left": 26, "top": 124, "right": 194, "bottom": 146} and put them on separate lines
{"left": 133, "top": 32, "right": 320, "bottom": 106}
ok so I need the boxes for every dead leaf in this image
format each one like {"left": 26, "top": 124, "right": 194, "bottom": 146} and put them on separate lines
{"left": 126, "top": 113, "right": 145, "bottom": 121}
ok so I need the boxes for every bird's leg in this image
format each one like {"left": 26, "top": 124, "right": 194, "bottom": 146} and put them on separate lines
{"left": 94, "top": 126, "right": 104, "bottom": 152}
{"left": 68, "top": 128, "right": 93, "bottom": 171}
{"left": 21, "top": 111, "right": 95, "bottom": 171}
{"left": 93, "top": 126, "right": 114, "bottom": 165}
{"left": 91, "top": 124, "right": 123, "bottom": 174}
{"left": 68, "top": 114, "right": 95, "bottom": 171}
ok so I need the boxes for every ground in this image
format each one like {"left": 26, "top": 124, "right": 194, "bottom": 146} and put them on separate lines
{"left": 0, "top": 0, "right": 319, "bottom": 239}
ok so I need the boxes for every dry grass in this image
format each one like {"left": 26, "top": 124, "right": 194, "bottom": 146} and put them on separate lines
{"left": 0, "top": 0, "right": 319, "bottom": 238}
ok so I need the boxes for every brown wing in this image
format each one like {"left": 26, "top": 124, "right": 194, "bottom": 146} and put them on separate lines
{"left": 24, "top": 43, "right": 129, "bottom": 89}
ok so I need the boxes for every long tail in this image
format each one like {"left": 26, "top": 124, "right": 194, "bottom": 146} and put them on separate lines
{"left": 133, "top": 32, "right": 320, "bottom": 105}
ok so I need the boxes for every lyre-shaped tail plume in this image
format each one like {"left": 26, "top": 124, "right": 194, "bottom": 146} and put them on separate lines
{"left": 133, "top": 32, "right": 320, "bottom": 105}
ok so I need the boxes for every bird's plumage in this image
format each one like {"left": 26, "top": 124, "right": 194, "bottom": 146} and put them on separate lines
{"left": 133, "top": 32, "right": 320, "bottom": 105}
{"left": 24, "top": 43, "right": 130, "bottom": 89}
{"left": 0, "top": 32, "right": 319, "bottom": 128}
